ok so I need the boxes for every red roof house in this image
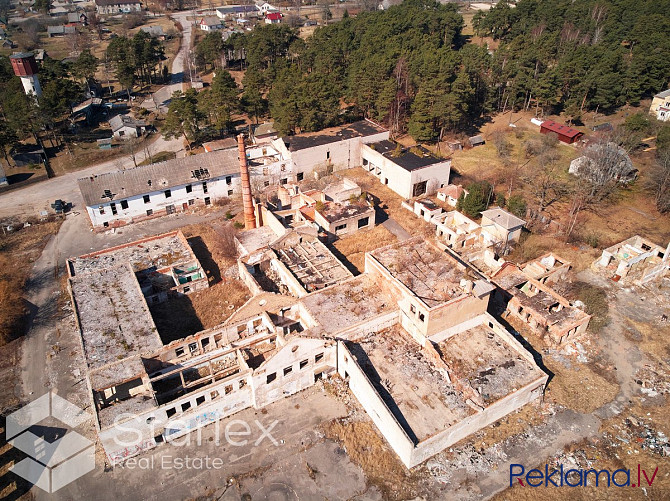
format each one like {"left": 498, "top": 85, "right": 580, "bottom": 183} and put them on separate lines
{"left": 540, "top": 120, "right": 584, "bottom": 144}
{"left": 265, "top": 12, "right": 282, "bottom": 24}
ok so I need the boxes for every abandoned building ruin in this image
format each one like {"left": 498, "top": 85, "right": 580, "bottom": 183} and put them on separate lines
{"left": 492, "top": 255, "right": 591, "bottom": 347}
{"left": 68, "top": 224, "right": 547, "bottom": 468}
{"left": 592, "top": 235, "right": 670, "bottom": 285}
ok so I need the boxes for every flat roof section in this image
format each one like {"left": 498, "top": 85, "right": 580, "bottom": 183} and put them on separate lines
{"left": 348, "top": 327, "right": 473, "bottom": 442}
{"left": 370, "top": 239, "right": 473, "bottom": 308}
{"left": 319, "top": 201, "right": 372, "bottom": 224}
{"left": 69, "top": 231, "right": 195, "bottom": 275}
{"left": 368, "top": 141, "right": 446, "bottom": 171}
{"left": 282, "top": 120, "right": 387, "bottom": 152}
{"left": 71, "top": 265, "right": 162, "bottom": 372}
{"left": 301, "top": 275, "right": 396, "bottom": 335}
{"left": 438, "top": 323, "right": 544, "bottom": 405}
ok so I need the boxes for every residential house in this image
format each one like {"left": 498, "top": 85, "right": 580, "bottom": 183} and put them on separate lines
{"left": 77, "top": 149, "right": 243, "bottom": 229}
{"left": 95, "top": 0, "right": 142, "bottom": 15}
{"left": 47, "top": 25, "right": 77, "bottom": 37}
{"left": 49, "top": 6, "right": 70, "bottom": 16}
{"left": 216, "top": 5, "right": 259, "bottom": 20}
{"left": 650, "top": 89, "right": 670, "bottom": 122}
{"left": 109, "top": 114, "right": 149, "bottom": 138}
{"left": 140, "top": 25, "right": 165, "bottom": 39}
{"left": 436, "top": 184, "right": 467, "bottom": 207}
{"left": 265, "top": 12, "right": 281, "bottom": 24}
{"left": 199, "top": 17, "right": 223, "bottom": 31}
{"left": 67, "top": 12, "right": 87, "bottom": 24}
{"left": 480, "top": 207, "right": 526, "bottom": 244}
{"left": 256, "top": 2, "right": 278, "bottom": 14}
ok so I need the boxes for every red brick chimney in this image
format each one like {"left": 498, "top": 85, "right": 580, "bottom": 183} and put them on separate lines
{"left": 238, "top": 134, "right": 256, "bottom": 230}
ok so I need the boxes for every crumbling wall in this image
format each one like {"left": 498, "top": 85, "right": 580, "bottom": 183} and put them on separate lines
{"left": 408, "top": 376, "right": 546, "bottom": 467}
{"left": 337, "top": 342, "right": 415, "bottom": 467}
{"left": 252, "top": 338, "right": 335, "bottom": 407}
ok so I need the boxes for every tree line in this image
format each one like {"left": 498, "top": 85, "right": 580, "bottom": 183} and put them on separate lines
{"left": 194, "top": 0, "right": 669, "bottom": 140}
{"left": 473, "top": 0, "right": 670, "bottom": 122}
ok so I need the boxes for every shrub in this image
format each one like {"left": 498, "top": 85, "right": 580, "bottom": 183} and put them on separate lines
{"left": 457, "top": 181, "right": 493, "bottom": 218}
{"left": 507, "top": 195, "right": 527, "bottom": 219}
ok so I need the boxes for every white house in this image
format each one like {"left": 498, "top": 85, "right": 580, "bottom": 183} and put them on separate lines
{"left": 109, "top": 114, "right": 149, "bottom": 138}
{"left": 437, "top": 184, "right": 467, "bottom": 207}
{"left": 361, "top": 140, "right": 451, "bottom": 199}
{"left": 78, "top": 149, "right": 242, "bottom": 229}
{"left": 256, "top": 2, "right": 278, "bottom": 14}
{"left": 199, "top": 17, "right": 223, "bottom": 31}
{"left": 480, "top": 207, "right": 526, "bottom": 244}
{"left": 650, "top": 89, "right": 670, "bottom": 122}
{"left": 264, "top": 12, "right": 282, "bottom": 24}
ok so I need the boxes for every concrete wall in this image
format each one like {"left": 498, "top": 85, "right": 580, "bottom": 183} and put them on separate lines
{"left": 361, "top": 146, "right": 414, "bottom": 199}
{"left": 314, "top": 206, "right": 375, "bottom": 241}
{"left": 86, "top": 175, "right": 240, "bottom": 229}
{"left": 270, "top": 257, "right": 308, "bottom": 297}
{"left": 286, "top": 127, "right": 389, "bottom": 176}
{"left": 252, "top": 338, "right": 336, "bottom": 407}
{"left": 425, "top": 294, "right": 490, "bottom": 337}
{"left": 408, "top": 376, "right": 545, "bottom": 467}
{"left": 337, "top": 342, "right": 415, "bottom": 466}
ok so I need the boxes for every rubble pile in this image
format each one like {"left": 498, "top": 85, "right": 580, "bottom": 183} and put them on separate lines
{"left": 426, "top": 443, "right": 507, "bottom": 485}
{"left": 607, "top": 416, "right": 670, "bottom": 457}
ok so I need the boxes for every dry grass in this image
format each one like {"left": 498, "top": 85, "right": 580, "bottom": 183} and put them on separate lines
{"left": 472, "top": 402, "right": 546, "bottom": 452}
{"left": 544, "top": 357, "right": 619, "bottom": 414}
{"left": 331, "top": 225, "right": 397, "bottom": 273}
{"left": 0, "top": 219, "right": 62, "bottom": 345}
{"left": 508, "top": 234, "right": 601, "bottom": 273}
{"left": 322, "top": 419, "right": 423, "bottom": 500}
{"left": 625, "top": 318, "right": 670, "bottom": 364}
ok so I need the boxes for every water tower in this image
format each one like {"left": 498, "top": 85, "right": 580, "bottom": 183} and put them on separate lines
{"left": 10, "top": 52, "right": 42, "bottom": 99}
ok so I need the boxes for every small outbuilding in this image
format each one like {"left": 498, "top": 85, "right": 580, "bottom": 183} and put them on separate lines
{"left": 468, "top": 135, "right": 485, "bottom": 147}
{"left": 540, "top": 120, "right": 583, "bottom": 144}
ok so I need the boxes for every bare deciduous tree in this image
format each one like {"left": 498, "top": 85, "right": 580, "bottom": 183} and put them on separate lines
{"left": 648, "top": 150, "right": 670, "bottom": 214}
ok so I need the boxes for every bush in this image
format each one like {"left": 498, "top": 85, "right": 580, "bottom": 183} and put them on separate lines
{"left": 507, "top": 195, "right": 527, "bottom": 219}
{"left": 573, "top": 282, "right": 609, "bottom": 334}
{"left": 233, "top": 221, "right": 244, "bottom": 229}
{"left": 457, "top": 181, "right": 493, "bottom": 218}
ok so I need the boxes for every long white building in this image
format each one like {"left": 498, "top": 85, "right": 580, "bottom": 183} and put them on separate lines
{"left": 78, "top": 149, "right": 241, "bottom": 229}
